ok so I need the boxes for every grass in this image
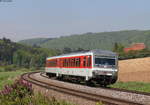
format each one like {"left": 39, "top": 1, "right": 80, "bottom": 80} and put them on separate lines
{"left": 0, "top": 70, "right": 29, "bottom": 90}
{"left": 110, "top": 82, "right": 150, "bottom": 93}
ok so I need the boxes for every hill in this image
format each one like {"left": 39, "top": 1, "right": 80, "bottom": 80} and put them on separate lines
{"left": 19, "top": 38, "right": 53, "bottom": 46}
{"left": 119, "top": 57, "right": 150, "bottom": 82}
{"left": 19, "top": 30, "right": 150, "bottom": 50}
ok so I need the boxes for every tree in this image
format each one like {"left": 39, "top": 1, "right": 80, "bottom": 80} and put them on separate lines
{"left": 62, "top": 47, "right": 72, "bottom": 54}
{"left": 113, "top": 42, "right": 124, "bottom": 53}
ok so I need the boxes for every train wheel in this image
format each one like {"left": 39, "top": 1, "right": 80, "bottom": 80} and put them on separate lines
{"left": 99, "top": 83, "right": 107, "bottom": 87}
{"left": 86, "top": 80, "right": 95, "bottom": 87}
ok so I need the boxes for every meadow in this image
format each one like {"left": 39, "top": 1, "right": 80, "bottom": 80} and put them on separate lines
{"left": 0, "top": 70, "right": 28, "bottom": 89}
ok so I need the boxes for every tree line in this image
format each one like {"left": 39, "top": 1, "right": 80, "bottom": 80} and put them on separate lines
{"left": 112, "top": 43, "right": 150, "bottom": 60}
{"left": 0, "top": 38, "right": 60, "bottom": 70}
{"left": 59, "top": 43, "right": 150, "bottom": 60}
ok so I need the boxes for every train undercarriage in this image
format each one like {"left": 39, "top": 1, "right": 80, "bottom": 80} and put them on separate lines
{"left": 46, "top": 72, "right": 117, "bottom": 87}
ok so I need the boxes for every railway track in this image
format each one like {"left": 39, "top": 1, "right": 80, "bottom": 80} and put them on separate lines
{"left": 21, "top": 72, "right": 147, "bottom": 105}
{"left": 40, "top": 72, "right": 150, "bottom": 96}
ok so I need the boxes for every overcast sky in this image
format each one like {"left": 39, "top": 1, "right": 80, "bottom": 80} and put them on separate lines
{"left": 0, "top": 0, "right": 150, "bottom": 41}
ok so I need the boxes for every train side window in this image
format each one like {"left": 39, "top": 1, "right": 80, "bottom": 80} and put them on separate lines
{"left": 68, "top": 58, "right": 70, "bottom": 67}
{"left": 70, "top": 58, "right": 72, "bottom": 67}
{"left": 75, "top": 58, "right": 80, "bottom": 67}
{"left": 75, "top": 58, "right": 78, "bottom": 67}
{"left": 70, "top": 58, "right": 73, "bottom": 67}
{"left": 87, "top": 56, "right": 91, "bottom": 67}
{"left": 83, "top": 57, "right": 86, "bottom": 67}
{"left": 66, "top": 59, "right": 69, "bottom": 67}
{"left": 64, "top": 59, "right": 66, "bottom": 67}
{"left": 72, "top": 58, "right": 75, "bottom": 67}
{"left": 63, "top": 59, "right": 65, "bottom": 67}
{"left": 79, "top": 58, "right": 81, "bottom": 67}
{"left": 49, "top": 60, "right": 52, "bottom": 67}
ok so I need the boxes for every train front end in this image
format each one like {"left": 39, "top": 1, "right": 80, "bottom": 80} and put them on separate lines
{"left": 91, "top": 50, "right": 118, "bottom": 86}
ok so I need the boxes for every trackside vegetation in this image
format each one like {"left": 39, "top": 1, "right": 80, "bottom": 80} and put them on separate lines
{"left": 0, "top": 70, "right": 30, "bottom": 89}
{"left": 110, "top": 82, "right": 150, "bottom": 93}
{"left": 0, "top": 79, "right": 76, "bottom": 105}
{"left": 0, "top": 78, "right": 104, "bottom": 105}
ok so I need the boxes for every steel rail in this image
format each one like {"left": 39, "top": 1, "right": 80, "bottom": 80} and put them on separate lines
{"left": 40, "top": 72, "right": 150, "bottom": 96}
{"left": 21, "top": 72, "right": 144, "bottom": 105}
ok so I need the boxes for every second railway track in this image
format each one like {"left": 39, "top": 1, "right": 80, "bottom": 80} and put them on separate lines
{"left": 21, "top": 72, "right": 149, "bottom": 105}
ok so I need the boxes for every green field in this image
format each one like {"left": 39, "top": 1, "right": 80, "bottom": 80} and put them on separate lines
{"left": 0, "top": 70, "right": 27, "bottom": 90}
{"left": 110, "top": 82, "right": 150, "bottom": 93}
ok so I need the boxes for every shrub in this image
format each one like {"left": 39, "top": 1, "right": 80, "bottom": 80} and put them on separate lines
{"left": 0, "top": 79, "right": 74, "bottom": 105}
{"left": 0, "top": 79, "right": 32, "bottom": 105}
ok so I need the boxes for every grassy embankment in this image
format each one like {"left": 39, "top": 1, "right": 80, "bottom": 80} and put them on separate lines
{"left": 0, "top": 69, "right": 29, "bottom": 89}
{"left": 110, "top": 82, "right": 150, "bottom": 93}
{"left": 111, "top": 57, "right": 150, "bottom": 93}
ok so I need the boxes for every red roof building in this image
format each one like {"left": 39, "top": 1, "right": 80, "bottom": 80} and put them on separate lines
{"left": 124, "top": 43, "right": 146, "bottom": 53}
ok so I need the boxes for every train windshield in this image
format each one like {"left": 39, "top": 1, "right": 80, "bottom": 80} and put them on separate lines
{"left": 95, "top": 58, "right": 116, "bottom": 67}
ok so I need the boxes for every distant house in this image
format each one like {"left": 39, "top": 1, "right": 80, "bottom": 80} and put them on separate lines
{"left": 124, "top": 43, "right": 146, "bottom": 53}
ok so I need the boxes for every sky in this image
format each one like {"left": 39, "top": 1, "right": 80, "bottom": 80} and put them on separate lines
{"left": 0, "top": 0, "right": 150, "bottom": 41}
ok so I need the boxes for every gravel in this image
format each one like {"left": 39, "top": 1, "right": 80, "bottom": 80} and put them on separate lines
{"left": 32, "top": 72, "right": 150, "bottom": 105}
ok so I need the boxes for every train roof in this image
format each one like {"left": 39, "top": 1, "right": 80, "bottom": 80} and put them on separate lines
{"left": 47, "top": 49, "right": 117, "bottom": 60}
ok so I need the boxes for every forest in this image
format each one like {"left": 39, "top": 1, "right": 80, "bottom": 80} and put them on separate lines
{"left": 20, "top": 30, "right": 150, "bottom": 51}
{"left": 0, "top": 38, "right": 59, "bottom": 71}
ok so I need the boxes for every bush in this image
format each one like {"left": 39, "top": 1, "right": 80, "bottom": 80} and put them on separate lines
{"left": 0, "top": 79, "right": 32, "bottom": 105}
{"left": 0, "top": 79, "right": 74, "bottom": 105}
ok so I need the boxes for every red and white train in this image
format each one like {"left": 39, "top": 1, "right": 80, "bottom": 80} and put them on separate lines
{"left": 45, "top": 49, "right": 118, "bottom": 86}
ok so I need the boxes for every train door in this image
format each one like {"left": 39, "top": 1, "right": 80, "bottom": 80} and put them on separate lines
{"left": 83, "top": 55, "right": 92, "bottom": 80}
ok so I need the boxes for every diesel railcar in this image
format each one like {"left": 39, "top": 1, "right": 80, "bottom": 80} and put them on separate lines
{"left": 45, "top": 49, "right": 118, "bottom": 86}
